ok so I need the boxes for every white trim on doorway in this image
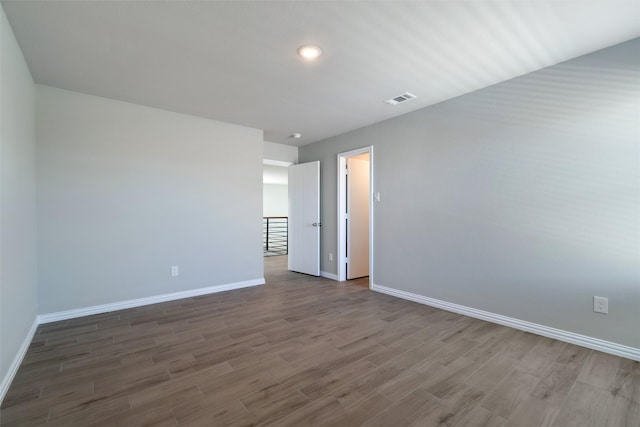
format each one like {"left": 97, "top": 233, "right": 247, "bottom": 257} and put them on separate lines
{"left": 337, "top": 146, "right": 374, "bottom": 283}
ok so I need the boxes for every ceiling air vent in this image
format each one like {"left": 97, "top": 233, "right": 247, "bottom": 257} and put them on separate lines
{"left": 385, "top": 92, "right": 417, "bottom": 105}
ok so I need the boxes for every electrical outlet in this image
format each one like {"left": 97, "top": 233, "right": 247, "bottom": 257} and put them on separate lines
{"left": 593, "top": 296, "right": 608, "bottom": 314}
{"left": 329, "top": 253, "right": 333, "bottom": 262}
{"left": 171, "top": 266, "right": 179, "bottom": 277}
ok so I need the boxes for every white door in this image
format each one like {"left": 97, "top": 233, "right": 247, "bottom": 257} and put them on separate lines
{"left": 346, "top": 157, "right": 370, "bottom": 279}
{"left": 288, "top": 161, "right": 320, "bottom": 276}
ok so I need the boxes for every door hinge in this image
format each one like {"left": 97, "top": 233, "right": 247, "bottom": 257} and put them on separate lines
{"left": 345, "top": 167, "right": 349, "bottom": 175}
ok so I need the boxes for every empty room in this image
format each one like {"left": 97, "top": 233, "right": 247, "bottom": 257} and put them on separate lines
{"left": 1, "top": 1, "right": 638, "bottom": 426}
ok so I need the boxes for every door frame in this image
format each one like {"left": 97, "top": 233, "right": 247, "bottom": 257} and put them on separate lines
{"left": 337, "top": 146, "right": 374, "bottom": 283}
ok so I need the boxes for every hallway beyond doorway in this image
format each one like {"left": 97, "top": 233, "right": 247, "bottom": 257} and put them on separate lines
{"left": 264, "top": 255, "right": 368, "bottom": 288}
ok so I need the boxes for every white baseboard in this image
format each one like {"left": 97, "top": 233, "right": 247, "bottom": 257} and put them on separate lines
{"left": 0, "top": 317, "right": 39, "bottom": 403}
{"left": 371, "top": 283, "right": 640, "bottom": 362}
{"left": 1, "top": 278, "right": 264, "bottom": 404}
{"left": 38, "top": 278, "right": 265, "bottom": 324}
{"left": 320, "top": 271, "right": 339, "bottom": 281}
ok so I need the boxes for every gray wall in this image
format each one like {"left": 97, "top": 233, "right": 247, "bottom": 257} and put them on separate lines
{"left": 263, "top": 141, "right": 298, "bottom": 164}
{"left": 300, "top": 39, "right": 640, "bottom": 348}
{"left": 263, "top": 183, "right": 288, "bottom": 217}
{"left": 37, "top": 86, "right": 264, "bottom": 314}
{"left": 0, "top": 8, "right": 38, "bottom": 386}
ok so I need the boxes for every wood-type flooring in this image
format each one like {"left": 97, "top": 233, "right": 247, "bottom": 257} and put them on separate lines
{"left": 1, "top": 256, "right": 638, "bottom": 426}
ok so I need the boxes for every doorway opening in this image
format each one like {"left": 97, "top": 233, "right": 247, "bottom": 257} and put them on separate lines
{"left": 337, "top": 146, "right": 373, "bottom": 285}
{"left": 263, "top": 160, "right": 291, "bottom": 258}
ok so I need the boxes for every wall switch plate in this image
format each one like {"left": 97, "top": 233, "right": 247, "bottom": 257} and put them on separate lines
{"left": 171, "top": 266, "right": 179, "bottom": 277}
{"left": 374, "top": 192, "right": 381, "bottom": 202}
{"left": 329, "top": 253, "right": 333, "bottom": 262}
{"left": 593, "top": 296, "right": 608, "bottom": 314}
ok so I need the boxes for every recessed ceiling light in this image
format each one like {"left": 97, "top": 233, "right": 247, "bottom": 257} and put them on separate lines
{"left": 290, "top": 133, "right": 302, "bottom": 139}
{"left": 297, "top": 45, "right": 322, "bottom": 60}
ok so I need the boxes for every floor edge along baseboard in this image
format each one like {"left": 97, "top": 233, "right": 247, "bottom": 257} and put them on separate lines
{"left": 4, "top": 277, "right": 636, "bottom": 407}
{"left": 38, "top": 278, "right": 265, "bottom": 324}
{"left": 320, "top": 271, "right": 339, "bottom": 281}
{"left": 371, "top": 283, "right": 640, "bottom": 362}
{"left": 0, "top": 318, "right": 39, "bottom": 404}
{"left": 1, "top": 278, "right": 265, "bottom": 405}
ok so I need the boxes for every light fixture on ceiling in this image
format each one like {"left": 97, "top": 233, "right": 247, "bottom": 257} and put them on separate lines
{"left": 290, "top": 133, "right": 302, "bottom": 139}
{"left": 297, "top": 45, "right": 322, "bottom": 60}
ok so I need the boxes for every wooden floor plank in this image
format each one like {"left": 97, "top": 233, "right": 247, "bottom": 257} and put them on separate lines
{"left": 1, "top": 255, "right": 638, "bottom": 426}
{"left": 362, "top": 386, "right": 441, "bottom": 426}
{"left": 480, "top": 369, "right": 541, "bottom": 419}
{"left": 551, "top": 380, "right": 637, "bottom": 427}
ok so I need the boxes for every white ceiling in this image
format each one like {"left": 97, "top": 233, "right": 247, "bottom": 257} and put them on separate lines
{"left": 2, "top": 1, "right": 639, "bottom": 147}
